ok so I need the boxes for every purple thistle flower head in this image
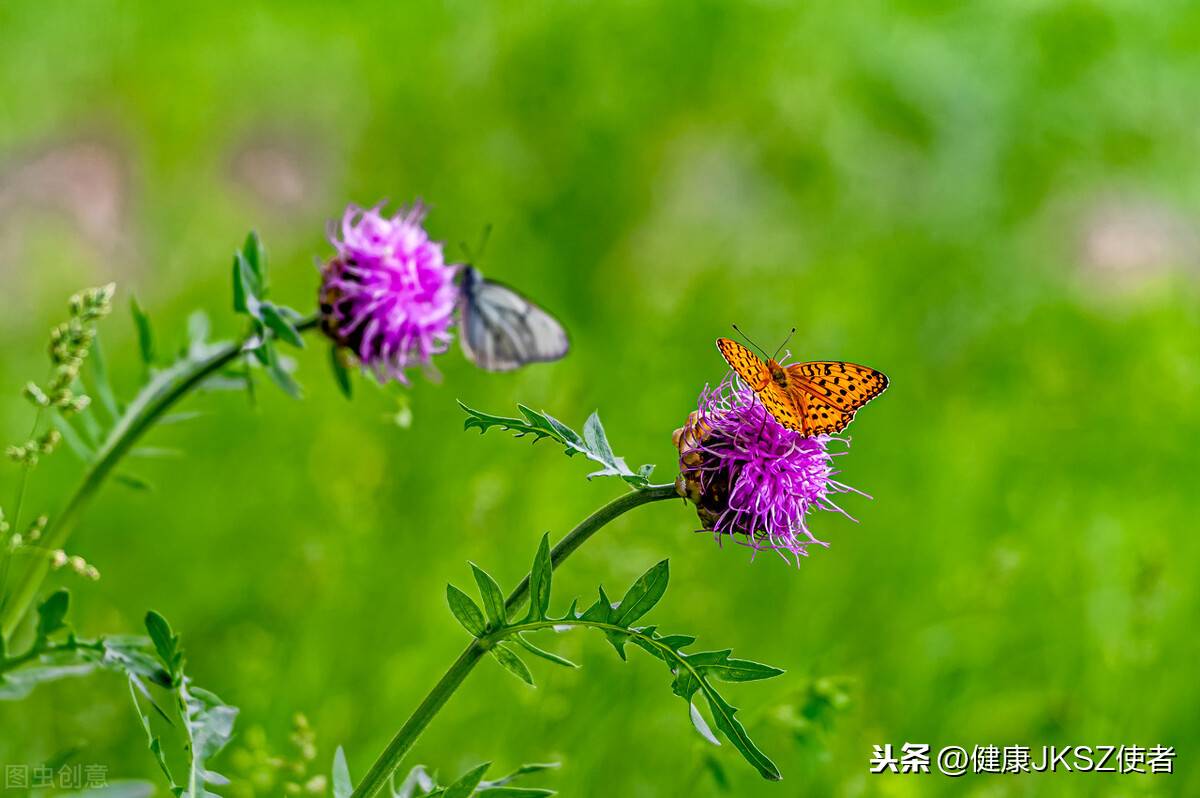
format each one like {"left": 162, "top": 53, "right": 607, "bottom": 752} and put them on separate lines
{"left": 674, "top": 373, "right": 866, "bottom": 565}
{"left": 319, "top": 203, "right": 459, "bottom": 385}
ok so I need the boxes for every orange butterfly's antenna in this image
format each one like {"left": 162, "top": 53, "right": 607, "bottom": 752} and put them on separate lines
{"left": 731, "top": 324, "right": 770, "bottom": 359}
{"left": 771, "top": 327, "right": 797, "bottom": 361}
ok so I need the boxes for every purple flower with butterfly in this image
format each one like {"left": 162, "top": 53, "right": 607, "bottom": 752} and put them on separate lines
{"left": 674, "top": 372, "right": 867, "bottom": 565}
{"left": 318, "top": 203, "right": 459, "bottom": 385}
{"left": 319, "top": 202, "right": 569, "bottom": 385}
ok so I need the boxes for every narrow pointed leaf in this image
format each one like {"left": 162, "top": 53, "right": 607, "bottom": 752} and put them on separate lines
{"left": 612, "top": 560, "right": 669, "bottom": 627}
{"left": 443, "top": 762, "right": 491, "bottom": 798}
{"left": 130, "top": 296, "right": 155, "bottom": 366}
{"left": 471, "top": 563, "right": 506, "bottom": 628}
{"left": 260, "top": 302, "right": 304, "bottom": 348}
{"left": 242, "top": 231, "right": 266, "bottom": 293}
{"left": 701, "top": 688, "right": 781, "bottom": 781}
{"left": 89, "top": 332, "right": 121, "bottom": 420}
{"left": 114, "top": 472, "right": 153, "bottom": 491}
{"left": 446, "top": 585, "right": 487, "bottom": 637}
{"left": 514, "top": 633, "right": 577, "bottom": 668}
{"left": 330, "top": 347, "right": 352, "bottom": 399}
{"left": 490, "top": 644, "right": 535, "bottom": 686}
{"left": 527, "top": 533, "right": 552, "bottom": 621}
{"left": 264, "top": 345, "right": 302, "bottom": 398}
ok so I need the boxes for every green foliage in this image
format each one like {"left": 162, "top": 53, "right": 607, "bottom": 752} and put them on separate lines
{"left": 230, "top": 230, "right": 307, "bottom": 399}
{"left": 448, "top": 536, "right": 785, "bottom": 780}
{"left": 0, "top": 590, "right": 165, "bottom": 701}
{"left": 386, "top": 760, "right": 558, "bottom": 798}
{"left": 459, "top": 403, "right": 654, "bottom": 488}
{"left": 130, "top": 610, "right": 238, "bottom": 798}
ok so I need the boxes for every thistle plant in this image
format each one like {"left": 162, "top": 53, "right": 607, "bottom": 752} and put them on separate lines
{"left": 1, "top": 199, "right": 882, "bottom": 797}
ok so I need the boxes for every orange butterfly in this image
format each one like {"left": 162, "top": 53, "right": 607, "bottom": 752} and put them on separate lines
{"left": 716, "top": 336, "right": 888, "bottom": 436}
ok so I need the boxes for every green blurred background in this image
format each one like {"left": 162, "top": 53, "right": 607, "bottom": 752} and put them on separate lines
{"left": 2, "top": 1, "right": 1199, "bottom": 795}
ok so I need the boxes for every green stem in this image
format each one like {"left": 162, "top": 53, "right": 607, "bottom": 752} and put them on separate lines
{"left": 349, "top": 482, "right": 679, "bottom": 798}
{"left": 0, "top": 636, "right": 104, "bottom": 675}
{"left": 0, "top": 316, "right": 321, "bottom": 641}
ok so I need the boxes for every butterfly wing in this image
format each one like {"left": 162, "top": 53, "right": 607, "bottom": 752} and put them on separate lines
{"left": 716, "top": 338, "right": 771, "bottom": 390}
{"left": 784, "top": 361, "right": 888, "bottom": 434}
{"left": 757, "top": 381, "right": 810, "bottom": 432}
{"left": 458, "top": 267, "right": 570, "bottom": 372}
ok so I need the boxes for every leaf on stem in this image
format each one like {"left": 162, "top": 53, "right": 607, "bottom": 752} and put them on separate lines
{"left": 526, "top": 533, "right": 552, "bottom": 622}
{"left": 470, "top": 563, "right": 506, "bottom": 628}
{"left": 458, "top": 402, "right": 655, "bottom": 489}
{"left": 443, "top": 762, "right": 491, "bottom": 798}
{"left": 36, "top": 590, "right": 70, "bottom": 639}
{"left": 489, "top": 644, "right": 534, "bottom": 687}
{"left": 447, "top": 584, "right": 487, "bottom": 637}
{"left": 130, "top": 296, "right": 155, "bottom": 367}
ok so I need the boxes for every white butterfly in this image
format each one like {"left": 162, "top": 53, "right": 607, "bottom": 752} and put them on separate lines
{"left": 456, "top": 265, "right": 570, "bottom": 372}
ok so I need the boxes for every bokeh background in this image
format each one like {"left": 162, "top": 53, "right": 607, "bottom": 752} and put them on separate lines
{"left": 3, "top": 2, "right": 1199, "bottom": 796}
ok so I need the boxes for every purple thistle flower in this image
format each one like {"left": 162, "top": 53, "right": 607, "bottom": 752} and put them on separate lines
{"left": 674, "top": 373, "right": 867, "bottom": 565}
{"left": 318, "top": 203, "right": 459, "bottom": 385}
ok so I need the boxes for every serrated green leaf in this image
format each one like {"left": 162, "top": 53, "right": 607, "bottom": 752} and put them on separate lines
{"left": 130, "top": 296, "right": 155, "bottom": 366}
{"left": 580, "top": 586, "right": 613, "bottom": 623}
{"left": 260, "top": 302, "right": 305, "bottom": 348}
{"left": 527, "top": 533, "right": 552, "bottom": 621}
{"left": 443, "top": 762, "right": 490, "bottom": 798}
{"left": 446, "top": 585, "right": 487, "bottom": 637}
{"left": 36, "top": 589, "right": 70, "bottom": 638}
{"left": 612, "top": 560, "right": 669, "bottom": 627}
{"left": 329, "top": 347, "right": 352, "bottom": 399}
{"left": 700, "top": 687, "right": 781, "bottom": 780}
{"left": 128, "top": 677, "right": 177, "bottom": 789}
{"left": 490, "top": 644, "right": 534, "bottom": 686}
{"left": 470, "top": 563, "right": 506, "bottom": 628}
{"left": 459, "top": 402, "right": 654, "bottom": 489}
{"left": 514, "top": 633, "right": 577, "bottom": 668}
{"left": 690, "top": 653, "right": 785, "bottom": 683}
{"left": 332, "top": 746, "right": 353, "bottom": 798}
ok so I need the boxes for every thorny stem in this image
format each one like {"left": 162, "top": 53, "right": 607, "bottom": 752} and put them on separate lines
{"left": 349, "top": 482, "right": 679, "bottom": 798}
{"left": 0, "top": 316, "right": 321, "bottom": 641}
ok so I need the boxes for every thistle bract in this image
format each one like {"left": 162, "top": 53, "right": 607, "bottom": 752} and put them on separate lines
{"left": 675, "top": 374, "right": 866, "bottom": 564}
{"left": 319, "top": 203, "right": 458, "bottom": 385}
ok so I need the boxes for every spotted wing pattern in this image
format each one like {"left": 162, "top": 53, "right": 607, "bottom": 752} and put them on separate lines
{"left": 784, "top": 361, "right": 887, "bottom": 435}
{"left": 785, "top": 361, "right": 889, "bottom": 412}
{"left": 716, "top": 338, "right": 771, "bottom": 390}
{"left": 717, "top": 338, "right": 888, "bottom": 436}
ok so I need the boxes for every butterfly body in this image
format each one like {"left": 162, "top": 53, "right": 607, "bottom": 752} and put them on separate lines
{"left": 716, "top": 337, "right": 888, "bottom": 436}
